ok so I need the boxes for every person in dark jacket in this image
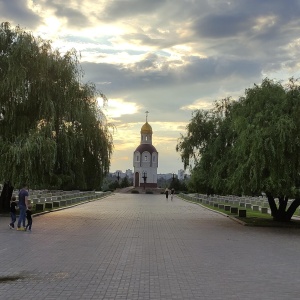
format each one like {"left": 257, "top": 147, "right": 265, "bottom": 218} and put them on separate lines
{"left": 17, "top": 184, "right": 29, "bottom": 231}
{"left": 165, "top": 188, "right": 169, "bottom": 199}
{"left": 9, "top": 196, "right": 17, "bottom": 229}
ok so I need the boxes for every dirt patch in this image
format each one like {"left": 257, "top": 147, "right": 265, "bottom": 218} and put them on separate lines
{"left": 0, "top": 275, "right": 24, "bottom": 282}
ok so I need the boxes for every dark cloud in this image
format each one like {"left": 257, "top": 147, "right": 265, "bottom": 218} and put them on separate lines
{"left": 55, "top": 6, "right": 90, "bottom": 28}
{"left": 102, "top": 0, "right": 166, "bottom": 20}
{"left": 192, "top": 0, "right": 300, "bottom": 44}
{"left": 0, "top": 0, "right": 41, "bottom": 28}
{"left": 80, "top": 53, "right": 261, "bottom": 122}
{"left": 118, "top": 32, "right": 172, "bottom": 49}
{"left": 38, "top": 0, "right": 91, "bottom": 28}
{"left": 82, "top": 54, "right": 261, "bottom": 95}
{"left": 180, "top": 0, "right": 300, "bottom": 74}
{"left": 236, "top": 0, "right": 300, "bottom": 19}
{"left": 194, "top": 13, "right": 252, "bottom": 38}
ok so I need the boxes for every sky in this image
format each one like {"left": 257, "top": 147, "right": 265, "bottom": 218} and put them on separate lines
{"left": 2, "top": 0, "right": 300, "bottom": 174}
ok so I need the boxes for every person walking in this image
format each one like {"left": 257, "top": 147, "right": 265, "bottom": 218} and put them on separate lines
{"left": 9, "top": 196, "right": 17, "bottom": 229}
{"left": 25, "top": 205, "right": 33, "bottom": 232}
{"left": 165, "top": 188, "right": 169, "bottom": 200}
{"left": 17, "top": 184, "right": 29, "bottom": 231}
{"left": 171, "top": 188, "right": 175, "bottom": 201}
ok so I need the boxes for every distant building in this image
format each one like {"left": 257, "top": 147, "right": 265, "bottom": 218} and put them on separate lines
{"left": 178, "top": 169, "right": 185, "bottom": 180}
{"left": 133, "top": 114, "right": 158, "bottom": 188}
{"left": 113, "top": 170, "right": 123, "bottom": 180}
{"left": 125, "top": 169, "right": 133, "bottom": 179}
{"left": 157, "top": 173, "right": 173, "bottom": 180}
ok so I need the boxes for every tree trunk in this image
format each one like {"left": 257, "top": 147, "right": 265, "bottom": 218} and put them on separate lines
{"left": 266, "top": 192, "right": 277, "bottom": 216}
{"left": 0, "top": 181, "right": 14, "bottom": 213}
{"left": 267, "top": 193, "right": 300, "bottom": 222}
{"left": 286, "top": 198, "right": 300, "bottom": 221}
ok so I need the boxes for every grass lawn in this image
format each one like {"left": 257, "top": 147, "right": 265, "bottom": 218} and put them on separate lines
{"left": 179, "top": 195, "right": 300, "bottom": 228}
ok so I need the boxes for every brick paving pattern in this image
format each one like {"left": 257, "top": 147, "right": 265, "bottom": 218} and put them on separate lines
{"left": 1, "top": 193, "right": 300, "bottom": 299}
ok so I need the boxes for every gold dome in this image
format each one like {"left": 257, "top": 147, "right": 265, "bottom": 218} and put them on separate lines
{"left": 141, "top": 122, "right": 152, "bottom": 134}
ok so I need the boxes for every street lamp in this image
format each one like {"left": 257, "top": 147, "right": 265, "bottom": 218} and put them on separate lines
{"left": 142, "top": 172, "right": 147, "bottom": 190}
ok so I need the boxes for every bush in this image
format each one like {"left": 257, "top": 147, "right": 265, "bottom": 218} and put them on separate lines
{"left": 131, "top": 190, "right": 139, "bottom": 194}
{"left": 145, "top": 190, "right": 153, "bottom": 194}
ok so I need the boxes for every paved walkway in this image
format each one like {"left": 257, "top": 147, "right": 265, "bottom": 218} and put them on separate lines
{"left": 0, "top": 193, "right": 300, "bottom": 300}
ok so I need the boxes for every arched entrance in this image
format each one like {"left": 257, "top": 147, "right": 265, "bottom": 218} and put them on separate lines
{"left": 135, "top": 172, "right": 140, "bottom": 187}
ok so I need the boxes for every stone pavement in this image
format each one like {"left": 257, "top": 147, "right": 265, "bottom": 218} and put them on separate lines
{"left": 1, "top": 193, "right": 300, "bottom": 300}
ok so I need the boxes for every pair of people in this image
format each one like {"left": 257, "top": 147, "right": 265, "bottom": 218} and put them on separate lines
{"left": 165, "top": 188, "right": 175, "bottom": 200}
{"left": 9, "top": 184, "right": 32, "bottom": 231}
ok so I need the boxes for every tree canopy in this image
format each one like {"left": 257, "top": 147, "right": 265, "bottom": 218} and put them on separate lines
{"left": 0, "top": 22, "right": 113, "bottom": 190}
{"left": 177, "top": 78, "right": 300, "bottom": 221}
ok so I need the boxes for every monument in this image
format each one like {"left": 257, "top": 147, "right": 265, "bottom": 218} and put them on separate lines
{"left": 133, "top": 112, "right": 158, "bottom": 188}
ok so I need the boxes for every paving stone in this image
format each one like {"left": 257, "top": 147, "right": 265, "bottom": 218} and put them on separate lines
{"left": 1, "top": 193, "right": 300, "bottom": 299}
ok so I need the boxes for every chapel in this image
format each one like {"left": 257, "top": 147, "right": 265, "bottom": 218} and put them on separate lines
{"left": 133, "top": 113, "right": 158, "bottom": 188}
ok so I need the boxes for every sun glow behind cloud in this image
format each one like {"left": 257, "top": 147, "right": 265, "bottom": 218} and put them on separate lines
{"left": 39, "top": 16, "right": 62, "bottom": 37}
{"left": 181, "top": 99, "right": 214, "bottom": 111}
{"left": 252, "top": 15, "right": 277, "bottom": 32}
{"left": 98, "top": 98, "right": 140, "bottom": 119}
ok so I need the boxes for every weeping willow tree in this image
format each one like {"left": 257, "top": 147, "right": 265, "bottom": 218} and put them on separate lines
{"left": 0, "top": 22, "right": 113, "bottom": 190}
{"left": 177, "top": 78, "right": 300, "bottom": 222}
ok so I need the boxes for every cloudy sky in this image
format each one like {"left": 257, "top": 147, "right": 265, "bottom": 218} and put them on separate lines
{"left": 2, "top": 0, "right": 300, "bottom": 174}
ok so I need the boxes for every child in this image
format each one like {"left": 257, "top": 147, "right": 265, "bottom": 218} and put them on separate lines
{"left": 171, "top": 188, "right": 175, "bottom": 201}
{"left": 25, "top": 205, "right": 33, "bottom": 232}
{"left": 9, "top": 196, "right": 17, "bottom": 229}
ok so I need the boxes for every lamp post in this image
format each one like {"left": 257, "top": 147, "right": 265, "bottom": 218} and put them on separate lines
{"left": 142, "top": 172, "right": 147, "bottom": 190}
{"left": 171, "top": 173, "right": 177, "bottom": 190}
{"left": 117, "top": 172, "right": 120, "bottom": 183}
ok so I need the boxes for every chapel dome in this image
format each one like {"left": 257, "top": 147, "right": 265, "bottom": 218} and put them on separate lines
{"left": 141, "top": 122, "right": 152, "bottom": 134}
{"left": 134, "top": 144, "right": 157, "bottom": 154}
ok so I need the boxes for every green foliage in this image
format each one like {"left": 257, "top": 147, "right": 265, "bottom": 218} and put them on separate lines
{"left": 169, "top": 177, "right": 181, "bottom": 191}
{"left": 0, "top": 23, "right": 113, "bottom": 189}
{"left": 108, "top": 181, "right": 120, "bottom": 191}
{"left": 120, "top": 176, "right": 131, "bottom": 188}
{"left": 177, "top": 78, "right": 300, "bottom": 200}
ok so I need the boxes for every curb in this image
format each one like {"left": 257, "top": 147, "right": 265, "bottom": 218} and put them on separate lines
{"left": 31, "top": 193, "right": 113, "bottom": 218}
{"left": 178, "top": 196, "right": 247, "bottom": 226}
